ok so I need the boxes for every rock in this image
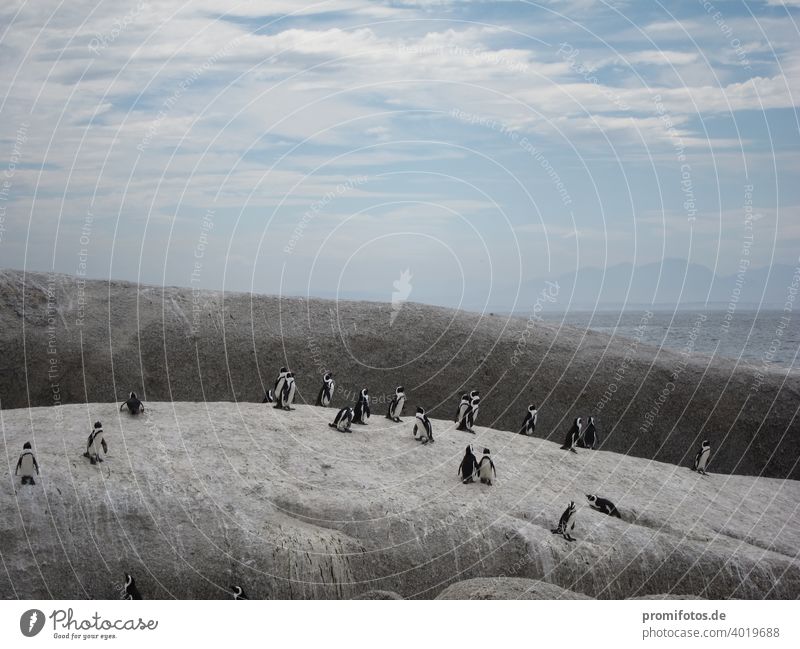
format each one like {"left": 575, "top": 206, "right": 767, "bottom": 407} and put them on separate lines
{"left": 1, "top": 402, "right": 798, "bottom": 599}
{"left": 0, "top": 269, "right": 797, "bottom": 479}
{"left": 436, "top": 578, "right": 590, "bottom": 600}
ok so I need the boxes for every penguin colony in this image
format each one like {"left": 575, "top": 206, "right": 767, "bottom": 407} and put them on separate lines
{"left": 9, "top": 365, "right": 715, "bottom": 599}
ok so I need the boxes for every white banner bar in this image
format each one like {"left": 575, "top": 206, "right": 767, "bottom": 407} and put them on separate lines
{"left": 1, "top": 600, "right": 797, "bottom": 648}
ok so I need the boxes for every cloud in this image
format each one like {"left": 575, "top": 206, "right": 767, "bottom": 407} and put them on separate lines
{"left": 1, "top": 0, "right": 797, "bottom": 292}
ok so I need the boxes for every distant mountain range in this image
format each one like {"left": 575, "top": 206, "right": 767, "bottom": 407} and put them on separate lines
{"left": 300, "top": 259, "right": 797, "bottom": 313}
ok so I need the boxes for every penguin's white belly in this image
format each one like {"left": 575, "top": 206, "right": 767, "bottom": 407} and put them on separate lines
{"left": 88, "top": 434, "right": 104, "bottom": 457}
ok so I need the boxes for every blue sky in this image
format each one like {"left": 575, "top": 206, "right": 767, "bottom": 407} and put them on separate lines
{"left": 0, "top": 0, "right": 798, "bottom": 309}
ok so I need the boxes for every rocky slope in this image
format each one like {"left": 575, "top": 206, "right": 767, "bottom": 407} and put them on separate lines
{"left": 1, "top": 402, "right": 798, "bottom": 599}
{"left": 0, "top": 269, "right": 797, "bottom": 479}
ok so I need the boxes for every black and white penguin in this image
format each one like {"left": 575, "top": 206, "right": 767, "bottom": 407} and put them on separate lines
{"left": 262, "top": 389, "right": 275, "bottom": 403}
{"left": 465, "top": 392, "right": 481, "bottom": 431}
{"left": 230, "top": 585, "right": 248, "bottom": 600}
{"left": 560, "top": 417, "right": 582, "bottom": 453}
{"left": 458, "top": 445, "right": 478, "bottom": 484}
{"left": 692, "top": 440, "right": 711, "bottom": 475}
{"left": 276, "top": 372, "right": 297, "bottom": 410}
{"left": 477, "top": 448, "right": 496, "bottom": 485}
{"left": 412, "top": 406, "right": 434, "bottom": 444}
{"left": 329, "top": 406, "right": 354, "bottom": 433}
{"left": 353, "top": 388, "right": 370, "bottom": 424}
{"left": 551, "top": 502, "right": 577, "bottom": 541}
{"left": 386, "top": 386, "right": 406, "bottom": 422}
{"left": 83, "top": 421, "right": 108, "bottom": 465}
{"left": 578, "top": 416, "right": 597, "bottom": 449}
{"left": 15, "top": 442, "right": 40, "bottom": 485}
{"left": 122, "top": 573, "right": 142, "bottom": 600}
{"left": 519, "top": 404, "right": 538, "bottom": 435}
{"left": 586, "top": 494, "right": 621, "bottom": 518}
{"left": 272, "top": 367, "right": 288, "bottom": 406}
{"left": 120, "top": 392, "right": 144, "bottom": 415}
{"left": 316, "top": 372, "right": 335, "bottom": 407}
{"left": 454, "top": 393, "right": 470, "bottom": 427}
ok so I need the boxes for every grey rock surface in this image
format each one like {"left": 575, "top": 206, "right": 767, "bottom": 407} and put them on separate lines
{"left": 0, "top": 269, "right": 797, "bottom": 479}
{"left": 1, "top": 402, "right": 798, "bottom": 599}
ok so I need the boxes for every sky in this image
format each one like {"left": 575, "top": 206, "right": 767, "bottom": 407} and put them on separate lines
{"left": 0, "top": 0, "right": 798, "bottom": 310}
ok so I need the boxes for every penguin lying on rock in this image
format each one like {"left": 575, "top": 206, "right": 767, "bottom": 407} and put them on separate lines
{"left": 586, "top": 494, "right": 621, "bottom": 518}
{"left": 329, "top": 407, "right": 353, "bottom": 433}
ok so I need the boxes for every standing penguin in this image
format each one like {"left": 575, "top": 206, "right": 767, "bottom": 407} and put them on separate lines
{"left": 578, "top": 416, "right": 598, "bottom": 449}
{"left": 316, "top": 372, "right": 335, "bottom": 407}
{"left": 551, "top": 502, "right": 577, "bottom": 542}
{"left": 386, "top": 386, "right": 406, "bottom": 422}
{"left": 120, "top": 392, "right": 144, "bottom": 415}
{"left": 466, "top": 390, "right": 481, "bottom": 430}
{"left": 230, "top": 585, "right": 248, "bottom": 600}
{"left": 692, "top": 440, "right": 711, "bottom": 475}
{"left": 329, "top": 406, "right": 354, "bottom": 433}
{"left": 454, "top": 393, "right": 470, "bottom": 428}
{"left": 272, "top": 367, "right": 288, "bottom": 406}
{"left": 353, "top": 388, "right": 370, "bottom": 424}
{"left": 477, "top": 448, "right": 496, "bottom": 485}
{"left": 262, "top": 389, "right": 275, "bottom": 403}
{"left": 560, "top": 418, "right": 582, "bottom": 453}
{"left": 458, "top": 445, "right": 479, "bottom": 484}
{"left": 276, "top": 372, "right": 297, "bottom": 410}
{"left": 519, "top": 404, "right": 538, "bottom": 436}
{"left": 83, "top": 421, "right": 108, "bottom": 465}
{"left": 122, "top": 573, "right": 142, "bottom": 600}
{"left": 15, "top": 442, "right": 40, "bottom": 486}
{"left": 412, "top": 406, "right": 434, "bottom": 444}
{"left": 586, "top": 494, "right": 621, "bottom": 518}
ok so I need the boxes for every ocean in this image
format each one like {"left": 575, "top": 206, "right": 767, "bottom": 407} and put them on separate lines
{"left": 536, "top": 309, "right": 799, "bottom": 371}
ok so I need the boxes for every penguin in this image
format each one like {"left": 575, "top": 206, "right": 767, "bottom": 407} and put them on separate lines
{"left": 120, "top": 392, "right": 144, "bottom": 415}
{"left": 412, "top": 406, "right": 433, "bottom": 444}
{"left": 458, "top": 445, "right": 478, "bottom": 484}
{"left": 122, "top": 573, "right": 142, "bottom": 600}
{"left": 276, "top": 372, "right": 296, "bottom": 410}
{"left": 262, "top": 389, "right": 275, "bottom": 403}
{"left": 83, "top": 421, "right": 108, "bottom": 465}
{"left": 385, "top": 386, "right": 406, "bottom": 422}
{"left": 551, "top": 501, "right": 577, "bottom": 542}
{"left": 272, "top": 367, "right": 288, "bottom": 408}
{"left": 465, "top": 392, "right": 481, "bottom": 432}
{"left": 578, "top": 416, "right": 598, "bottom": 449}
{"left": 353, "top": 388, "right": 370, "bottom": 424}
{"left": 15, "top": 442, "right": 39, "bottom": 486}
{"left": 477, "top": 448, "right": 496, "bottom": 485}
{"left": 586, "top": 494, "right": 621, "bottom": 518}
{"left": 315, "top": 372, "right": 335, "bottom": 407}
{"left": 560, "top": 417, "right": 582, "bottom": 453}
{"left": 519, "top": 404, "right": 538, "bottom": 436}
{"left": 692, "top": 440, "right": 711, "bottom": 475}
{"left": 454, "top": 393, "right": 470, "bottom": 429}
{"left": 230, "top": 585, "right": 248, "bottom": 600}
{"left": 329, "top": 406, "right": 353, "bottom": 433}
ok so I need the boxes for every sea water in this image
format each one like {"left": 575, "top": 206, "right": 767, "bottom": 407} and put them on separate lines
{"left": 537, "top": 309, "right": 799, "bottom": 370}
